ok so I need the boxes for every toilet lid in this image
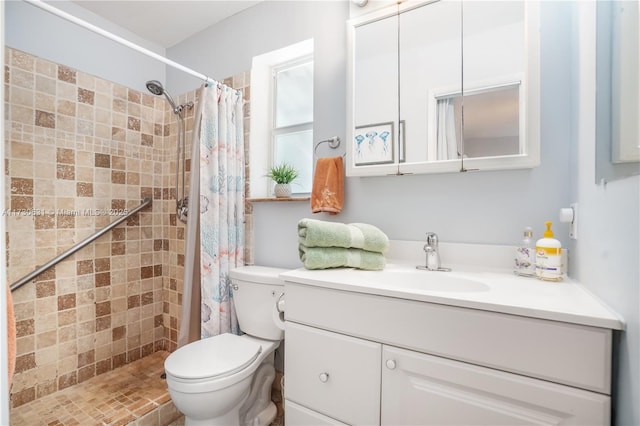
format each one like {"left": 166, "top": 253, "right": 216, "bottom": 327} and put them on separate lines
{"left": 165, "top": 334, "right": 262, "bottom": 380}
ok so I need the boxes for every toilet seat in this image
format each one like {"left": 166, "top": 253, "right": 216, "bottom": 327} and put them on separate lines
{"left": 165, "top": 333, "right": 262, "bottom": 381}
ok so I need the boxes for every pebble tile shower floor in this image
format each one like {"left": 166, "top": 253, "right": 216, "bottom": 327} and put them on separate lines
{"left": 10, "top": 351, "right": 181, "bottom": 426}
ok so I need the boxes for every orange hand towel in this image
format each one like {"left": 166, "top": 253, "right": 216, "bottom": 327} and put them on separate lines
{"left": 7, "top": 286, "right": 15, "bottom": 387}
{"left": 311, "top": 157, "right": 344, "bottom": 215}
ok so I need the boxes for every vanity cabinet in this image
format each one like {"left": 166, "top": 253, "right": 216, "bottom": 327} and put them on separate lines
{"left": 284, "top": 282, "right": 613, "bottom": 425}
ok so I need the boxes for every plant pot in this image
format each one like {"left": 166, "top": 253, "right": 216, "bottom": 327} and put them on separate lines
{"left": 274, "top": 183, "right": 292, "bottom": 198}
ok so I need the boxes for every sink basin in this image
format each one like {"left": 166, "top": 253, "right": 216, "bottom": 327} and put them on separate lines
{"left": 360, "top": 268, "right": 490, "bottom": 293}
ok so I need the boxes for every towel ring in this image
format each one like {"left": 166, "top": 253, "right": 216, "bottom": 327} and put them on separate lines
{"left": 314, "top": 137, "right": 345, "bottom": 158}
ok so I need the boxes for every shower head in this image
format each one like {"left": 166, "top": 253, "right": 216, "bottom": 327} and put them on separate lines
{"left": 146, "top": 80, "right": 164, "bottom": 96}
{"left": 145, "top": 80, "right": 178, "bottom": 112}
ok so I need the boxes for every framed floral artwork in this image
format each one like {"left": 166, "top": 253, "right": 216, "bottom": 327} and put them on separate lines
{"left": 354, "top": 122, "right": 395, "bottom": 166}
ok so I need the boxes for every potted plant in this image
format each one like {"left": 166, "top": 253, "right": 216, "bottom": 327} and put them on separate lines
{"left": 266, "top": 162, "right": 299, "bottom": 198}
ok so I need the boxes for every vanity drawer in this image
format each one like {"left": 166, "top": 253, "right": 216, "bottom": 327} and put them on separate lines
{"left": 285, "top": 322, "right": 381, "bottom": 425}
{"left": 285, "top": 283, "right": 612, "bottom": 394}
{"left": 285, "top": 399, "right": 348, "bottom": 426}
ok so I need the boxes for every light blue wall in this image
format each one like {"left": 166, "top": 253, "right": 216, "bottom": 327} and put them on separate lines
{"left": 169, "top": 2, "right": 638, "bottom": 424}
{"left": 5, "top": 0, "right": 166, "bottom": 93}
{"left": 569, "top": 3, "right": 639, "bottom": 425}
{"left": 169, "top": 1, "right": 572, "bottom": 267}
{"left": 168, "top": 0, "right": 352, "bottom": 268}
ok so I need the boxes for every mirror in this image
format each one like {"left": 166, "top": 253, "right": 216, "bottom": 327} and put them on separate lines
{"left": 399, "top": 0, "right": 461, "bottom": 166}
{"left": 350, "top": 5, "right": 401, "bottom": 174}
{"left": 443, "top": 83, "right": 521, "bottom": 159}
{"left": 346, "top": 0, "right": 540, "bottom": 176}
{"left": 595, "top": 0, "right": 640, "bottom": 183}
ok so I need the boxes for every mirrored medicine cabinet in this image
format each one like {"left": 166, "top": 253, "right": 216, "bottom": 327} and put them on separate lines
{"left": 346, "top": 0, "right": 541, "bottom": 177}
{"left": 595, "top": 0, "right": 640, "bottom": 184}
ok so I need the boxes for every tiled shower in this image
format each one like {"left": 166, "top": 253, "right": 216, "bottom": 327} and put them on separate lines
{"left": 4, "top": 45, "right": 252, "bottom": 421}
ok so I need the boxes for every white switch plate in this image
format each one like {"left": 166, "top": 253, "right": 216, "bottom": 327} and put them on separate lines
{"left": 569, "top": 203, "right": 578, "bottom": 240}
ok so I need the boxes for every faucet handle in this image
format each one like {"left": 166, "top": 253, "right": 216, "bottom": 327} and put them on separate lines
{"left": 425, "top": 232, "right": 439, "bottom": 247}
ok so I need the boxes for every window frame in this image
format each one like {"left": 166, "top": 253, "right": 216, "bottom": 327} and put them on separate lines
{"left": 270, "top": 56, "right": 314, "bottom": 195}
{"left": 249, "top": 39, "right": 315, "bottom": 199}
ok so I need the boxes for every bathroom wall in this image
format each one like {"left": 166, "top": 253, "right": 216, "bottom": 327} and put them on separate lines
{"left": 4, "top": 0, "right": 253, "bottom": 358}
{"left": 5, "top": 0, "right": 166, "bottom": 94}
{"left": 1, "top": 2, "right": 9, "bottom": 424}
{"left": 167, "top": 1, "right": 639, "bottom": 424}
{"left": 168, "top": 0, "right": 570, "bottom": 265}
{"left": 4, "top": 47, "right": 172, "bottom": 408}
{"left": 3, "top": 50, "right": 252, "bottom": 411}
{"left": 569, "top": 3, "right": 640, "bottom": 425}
{"left": 168, "top": 0, "right": 351, "bottom": 268}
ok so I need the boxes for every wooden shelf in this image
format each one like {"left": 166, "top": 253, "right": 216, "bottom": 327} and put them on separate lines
{"left": 248, "top": 197, "right": 310, "bottom": 203}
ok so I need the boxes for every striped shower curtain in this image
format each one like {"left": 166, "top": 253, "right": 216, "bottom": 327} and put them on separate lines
{"left": 198, "top": 83, "right": 245, "bottom": 338}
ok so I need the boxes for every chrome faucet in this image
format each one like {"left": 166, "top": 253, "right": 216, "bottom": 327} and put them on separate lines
{"left": 417, "top": 232, "right": 451, "bottom": 272}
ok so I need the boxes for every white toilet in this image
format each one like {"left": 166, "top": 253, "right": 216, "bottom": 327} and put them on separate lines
{"left": 164, "top": 266, "right": 287, "bottom": 426}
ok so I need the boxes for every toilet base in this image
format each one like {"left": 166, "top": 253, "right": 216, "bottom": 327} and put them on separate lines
{"left": 239, "top": 361, "right": 277, "bottom": 426}
{"left": 181, "top": 385, "right": 277, "bottom": 426}
{"left": 184, "top": 401, "right": 244, "bottom": 426}
{"left": 169, "top": 374, "right": 253, "bottom": 426}
{"left": 254, "top": 401, "right": 277, "bottom": 426}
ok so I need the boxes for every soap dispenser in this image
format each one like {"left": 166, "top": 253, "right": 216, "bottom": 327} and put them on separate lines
{"left": 514, "top": 226, "right": 535, "bottom": 277}
{"left": 535, "top": 221, "right": 562, "bottom": 281}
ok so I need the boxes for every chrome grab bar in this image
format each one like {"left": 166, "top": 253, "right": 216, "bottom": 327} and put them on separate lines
{"left": 10, "top": 198, "right": 152, "bottom": 292}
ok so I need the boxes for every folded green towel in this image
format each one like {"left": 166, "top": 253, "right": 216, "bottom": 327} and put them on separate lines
{"left": 298, "top": 245, "right": 386, "bottom": 270}
{"left": 298, "top": 218, "right": 389, "bottom": 253}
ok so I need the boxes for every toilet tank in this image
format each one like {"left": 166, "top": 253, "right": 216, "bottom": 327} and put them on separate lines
{"left": 230, "top": 266, "right": 287, "bottom": 341}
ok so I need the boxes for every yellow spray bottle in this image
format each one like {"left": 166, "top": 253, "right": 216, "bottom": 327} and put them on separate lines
{"left": 535, "top": 221, "right": 562, "bottom": 281}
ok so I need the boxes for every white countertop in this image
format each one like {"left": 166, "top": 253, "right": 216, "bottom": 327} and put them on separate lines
{"left": 280, "top": 241, "right": 624, "bottom": 330}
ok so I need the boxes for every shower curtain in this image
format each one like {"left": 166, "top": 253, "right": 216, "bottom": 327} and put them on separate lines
{"left": 178, "top": 83, "right": 245, "bottom": 346}
{"left": 436, "top": 97, "right": 459, "bottom": 160}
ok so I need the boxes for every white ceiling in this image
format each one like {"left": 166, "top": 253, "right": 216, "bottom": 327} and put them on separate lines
{"left": 70, "top": 1, "right": 262, "bottom": 48}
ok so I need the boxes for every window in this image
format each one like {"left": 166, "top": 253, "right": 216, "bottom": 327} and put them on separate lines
{"left": 250, "top": 40, "right": 314, "bottom": 198}
{"left": 272, "top": 59, "right": 314, "bottom": 194}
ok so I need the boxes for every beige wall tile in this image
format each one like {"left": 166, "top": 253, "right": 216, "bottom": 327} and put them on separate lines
{"left": 5, "top": 48, "right": 224, "bottom": 402}
{"left": 11, "top": 86, "right": 34, "bottom": 108}
{"left": 16, "top": 336, "right": 35, "bottom": 357}
{"left": 36, "top": 330, "right": 57, "bottom": 350}
{"left": 34, "top": 313, "right": 57, "bottom": 334}
{"left": 11, "top": 68, "right": 35, "bottom": 89}
{"left": 35, "top": 75, "right": 56, "bottom": 95}
{"left": 57, "top": 354, "right": 77, "bottom": 374}
{"left": 10, "top": 141, "right": 34, "bottom": 160}
{"left": 35, "top": 58, "right": 56, "bottom": 78}
{"left": 76, "top": 305, "right": 95, "bottom": 323}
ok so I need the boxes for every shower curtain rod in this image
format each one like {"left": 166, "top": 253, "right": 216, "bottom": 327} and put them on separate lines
{"left": 23, "top": 0, "right": 215, "bottom": 85}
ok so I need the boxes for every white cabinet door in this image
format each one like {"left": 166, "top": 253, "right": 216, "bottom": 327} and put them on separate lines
{"left": 285, "top": 322, "right": 382, "bottom": 425}
{"left": 285, "top": 399, "right": 349, "bottom": 426}
{"left": 381, "top": 346, "right": 610, "bottom": 426}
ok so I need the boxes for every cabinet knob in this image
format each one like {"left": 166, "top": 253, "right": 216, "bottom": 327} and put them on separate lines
{"left": 319, "top": 372, "right": 329, "bottom": 383}
{"left": 386, "top": 359, "right": 396, "bottom": 370}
